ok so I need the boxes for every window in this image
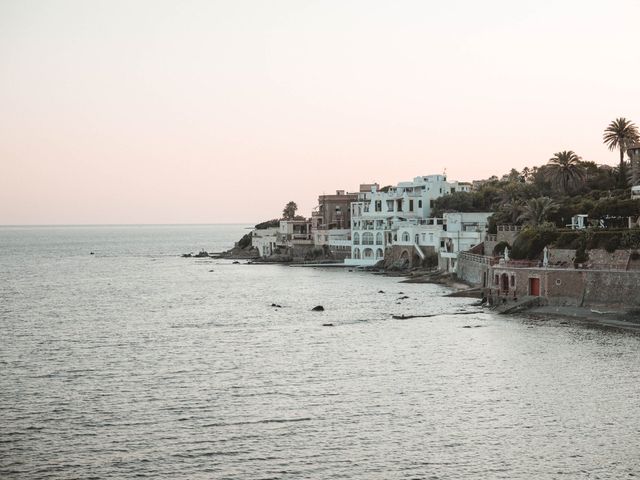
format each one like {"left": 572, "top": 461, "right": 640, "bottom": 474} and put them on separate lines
{"left": 409, "top": 200, "right": 414, "bottom": 211}
{"left": 510, "top": 275, "right": 515, "bottom": 287}
{"left": 430, "top": 200, "right": 435, "bottom": 208}
{"left": 418, "top": 200, "right": 422, "bottom": 208}
{"left": 375, "top": 200, "right": 382, "bottom": 212}
{"left": 450, "top": 187, "right": 456, "bottom": 193}
{"left": 402, "top": 231, "right": 410, "bottom": 242}
{"left": 376, "top": 232, "right": 383, "bottom": 244}
{"left": 362, "top": 232, "right": 374, "bottom": 245}
{"left": 353, "top": 233, "right": 360, "bottom": 245}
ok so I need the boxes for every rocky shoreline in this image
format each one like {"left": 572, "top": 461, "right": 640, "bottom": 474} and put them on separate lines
{"left": 182, "top": 245, "right": 640, "bottom": 333}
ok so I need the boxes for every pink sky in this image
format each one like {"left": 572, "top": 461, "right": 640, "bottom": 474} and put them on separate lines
{"left": 1, "top": 0, "right": 639, "bottom": 224}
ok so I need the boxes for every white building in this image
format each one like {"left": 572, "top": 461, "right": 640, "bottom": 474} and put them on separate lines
{"left": 346, "top": 175, "right": 477, "bottom": 266}
{"left": 252, "top": 227, "right": 279, "bottom": 257}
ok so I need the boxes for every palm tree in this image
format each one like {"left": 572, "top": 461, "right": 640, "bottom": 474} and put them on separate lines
{"left": 517, "top": 197, "right": 559, "bottom": 227}
{"left": 603, "top": 118, "right": 640, "bottom": 184}
{"left": 543, "top": 151, "right": 586, "bottom": 193}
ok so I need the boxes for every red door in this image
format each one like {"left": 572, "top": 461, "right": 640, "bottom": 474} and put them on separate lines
{"left": 529, "top": 277, "right": 540, "bottom": 296}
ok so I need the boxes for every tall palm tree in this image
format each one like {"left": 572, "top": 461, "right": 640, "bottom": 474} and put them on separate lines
{"left": 517, "top": 197, "right": 559, "bottom": 227}
{"left": 603, "top": 118, "right": 640, "bottom": 184}
{"left": 543, "top": 151, "right": 586, "bottom": 193}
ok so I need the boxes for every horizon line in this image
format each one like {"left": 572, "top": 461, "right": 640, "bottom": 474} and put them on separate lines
{"left": 0, "top": 223, "right": 256, "bottom": 227}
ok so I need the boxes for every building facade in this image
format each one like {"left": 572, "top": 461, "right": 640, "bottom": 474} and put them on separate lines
{"left": 346, "top": 175, "right": 481, "bottom": 266}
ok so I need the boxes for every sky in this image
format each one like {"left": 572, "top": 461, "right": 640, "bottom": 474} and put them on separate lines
{"left": 1, "top": 0, "right": 639, "bottom": 225}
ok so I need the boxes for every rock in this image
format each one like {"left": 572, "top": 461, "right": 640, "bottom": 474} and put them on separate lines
{"left": 232, "top": 261, "right": 240, "bottom": 264}
{"left": 181, "top": 253, "right": 192, "bottom": 258}
{"left": 397, "top": 295, "right": 409, "bottom": 300}
{"left": 194, "top": 250, "right": 210, "bottom": 258}
{"left": 271, "top": 303, "right": 282, "bottom": 308}
{"left": 90, "top": 252, "right": 95, "bottom": 255}
{"left": 311, "top": 305, "right": 324, "bottom": 311}
{"left": 398, "top": 292, "right": 404, "bottom": 294}
{"left": 348, "top": 269, "right": 353, "bottom": 272}
{"left": 209, "top": 269, "right": 214, "bottom": 272}
{"left": 322, "top": 323, "right": 334, "bottom": 327}
{"left": 462, "top": 325, "right": 472, "bottom": 328}
{"left": 378, "top": 290, "right": 385, "bottom": 293}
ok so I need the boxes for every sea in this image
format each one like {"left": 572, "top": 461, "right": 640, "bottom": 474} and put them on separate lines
{"left": 1, "top": 224, "right": 639, "bottom": 479}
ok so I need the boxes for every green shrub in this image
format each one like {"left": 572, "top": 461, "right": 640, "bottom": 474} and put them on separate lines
{"left": 511, "top": 226, "right": 559, "bottom": 260}
{"left": 604, "top": 236, "right": 620, "bottom": 253}
{"left": 554, "top": 232, "right": 581, "bottom": 249}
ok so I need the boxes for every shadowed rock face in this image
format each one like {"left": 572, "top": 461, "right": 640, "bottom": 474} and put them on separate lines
{"left": 311, "top": 305, "right": 324, "bottom": 311}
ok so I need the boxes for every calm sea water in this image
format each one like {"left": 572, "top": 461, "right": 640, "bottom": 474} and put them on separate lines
{"left": 1, "top": 225, "right": 639, "bottom": 479}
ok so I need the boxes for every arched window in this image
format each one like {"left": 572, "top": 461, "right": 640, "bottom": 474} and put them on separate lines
{"left": 363, "top": 248, "right": 374, "bottom": 259}
{"left": 353, "top": 232, "right": 360, "bottom": 245}
{"left": 376, "top": 248, "right": 384, "bottom": 259}
{"left": 376, "top": 232, "right": 383, "bottom": 245}
{"left": 353, "top": 247, "right": 361, "bottom": 259}
{"left": 401, "top": 231, "right": 410, "bottom": 242}
{"left": 362, "top": 232, "right": 374, "bottom": 245}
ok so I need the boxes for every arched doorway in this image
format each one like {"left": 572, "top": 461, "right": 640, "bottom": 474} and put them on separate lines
{"left": 501, "top": 273, "right": 509, "bottom": 293}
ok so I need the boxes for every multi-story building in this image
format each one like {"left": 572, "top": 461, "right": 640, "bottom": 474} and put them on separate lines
{"left": 347, "top": 175, "right": 471, "bottom": 265}
{"left": 311, "top": 187, "right": 369, "bottom": 259}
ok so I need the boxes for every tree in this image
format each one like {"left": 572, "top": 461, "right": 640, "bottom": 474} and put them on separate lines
{"left": 282, "top": 201, "right": 298, "bottom": 220}
{"left": 517, "top": 197, "right": 559, "bottom": 227}
{"left": 543, "top": 151, "right": 586, "bottom": 194}
{"left": 603, "top": 117, "right": 640, "bottom": 186}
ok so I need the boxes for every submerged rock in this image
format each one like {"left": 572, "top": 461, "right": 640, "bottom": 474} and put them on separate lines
{"left": 322, "top": 323, "right": 334, "bottom": 327}
{"left": 271, "top": 303, "right": 282, "bottom": 308}
{"left": 311, "top": 305, "right": 325, "bottom": 312}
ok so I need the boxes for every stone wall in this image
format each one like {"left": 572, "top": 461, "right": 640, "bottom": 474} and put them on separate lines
{"left": 456, "top": 253, "right": 491, "bottom": 286}
{"left": 383, "top": 245, "right": 437, "bottom": 269}
{"left": 487, "top": 264, "right": 640, "bottom": 309}
{"left": 583, "top": 271, "right": 640, "bottom": 308}
{"left": 587, "top": 249, "right": 630, "bottom": 269}
{"left": 548, "top": 248, "right": 575, "bottom": 266}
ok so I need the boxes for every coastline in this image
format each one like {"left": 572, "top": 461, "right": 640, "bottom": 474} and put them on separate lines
{"left": 196, "top": 253, "right": 640, "bottom": 333}
{"left": 522, "top": 305, "right": 640, "bottom": 333}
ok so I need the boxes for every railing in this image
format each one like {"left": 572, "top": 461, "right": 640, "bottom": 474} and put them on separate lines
{"left": 497, "top": 225, "right": 523, "bottom": 232}
{"left": 486, "top": 234, "right": 497, "bottom": 242}
{"left": 458, "top": 251, "right": 497, "bottom": 266}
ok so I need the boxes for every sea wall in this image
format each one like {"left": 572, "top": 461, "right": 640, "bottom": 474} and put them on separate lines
{"left": 456, "top": 252, "right": 492, "bottom": 287}
{"left": 487, "top": 264, "right": 640, "bottom": 309}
